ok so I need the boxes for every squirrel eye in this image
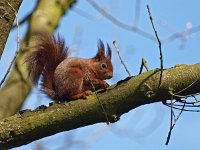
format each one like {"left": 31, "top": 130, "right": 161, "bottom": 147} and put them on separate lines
{"left": 101, "top": 63, "right": 107, "bottom": 68}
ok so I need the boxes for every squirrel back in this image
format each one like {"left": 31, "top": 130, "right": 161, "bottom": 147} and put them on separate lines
{"left": 26, "top": 34, "right": 113, "bottom": 101}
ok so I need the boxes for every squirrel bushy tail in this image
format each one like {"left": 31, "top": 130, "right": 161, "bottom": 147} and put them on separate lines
{"left": 26, "top": 34, "right": 68, "bottom": 99}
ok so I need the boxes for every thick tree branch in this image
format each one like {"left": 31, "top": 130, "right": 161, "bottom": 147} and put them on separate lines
{"left": 0, "top": 63, "right": 200, "bottom": 149}
{"left": 0, "top": 0, "right": 22, "bottom": 59}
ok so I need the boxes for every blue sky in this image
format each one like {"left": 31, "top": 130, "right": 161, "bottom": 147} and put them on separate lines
{"left": 1, "top": 0, "right": 200, "bottom": 150}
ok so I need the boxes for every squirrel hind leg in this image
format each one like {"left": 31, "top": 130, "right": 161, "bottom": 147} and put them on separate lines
{"left": 70, "top": 90, "right": 92, "bottom": 100}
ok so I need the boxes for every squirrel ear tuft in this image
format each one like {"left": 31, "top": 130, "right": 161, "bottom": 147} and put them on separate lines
{"left": 106, "top": 43, "right": 112, "bottom": 60}
{"left": 93, "top": 39, "right": 105, "bottom": 61}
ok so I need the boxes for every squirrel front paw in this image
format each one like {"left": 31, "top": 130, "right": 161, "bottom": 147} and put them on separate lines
{"left": 101, "top": 81, "right": 109, "bottom": 88}
{"left": 70, "top": 90, "right": 92, "bottom": 99}
{"left": 84, "top": 90, "right": 92, "bottom": 96}
{"left": 87, "top": 79, "right": 110, "bottom": 90}
{"left": 97, "top": 80, "right": 109, "bottom": 89}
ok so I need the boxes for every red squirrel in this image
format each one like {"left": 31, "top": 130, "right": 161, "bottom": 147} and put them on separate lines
{"left": 26, "top": 34, "right": 113, "bottom": 101}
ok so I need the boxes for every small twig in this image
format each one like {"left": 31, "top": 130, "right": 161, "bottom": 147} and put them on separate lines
{"left": 72, "top": 7, "right": 100, "bottom": 21}
{"left": 164, "top": 86, "right": 200, "bottom": 145}
{"left": 168, "top": 80, "right": 200, "bottom": 99}
{"left": 164, "top": 93, "right": 200, "bottom": 110}
{"left": 12, "top": 11, "right": 32, "bottom": 29}
{"left": 166, "top": 98, "right": 174, "bottom": 145}
{"left": 170, "top": 92, "right": 200, "bottom": 99}
{"left": 162, "top": 25, "right": 200, "bottom": 44}
{"left": 192, "top": 95, "right": 200, "bottom": 102}
{"left": 164, "top": 102, "right": 200, "bottom": 112}
{"left": 0, "top": 2, "right": 20, "bottom": 88}
{"left": 134, "top": 0, "right": 141, "bottom": 26}
{"left": 87, "top": 75, "right": 110, "bottom": 125}
{"left": 166, "top": 103, "right": 200, "bottom": 108}
{"left": 169, "top": 92, "right": 188, "bottom": 98}
{"left": 147, "top": 5, "right": 163, "bottom": 89}
{"left": 113, "top": 41, "right": 131, "bottom": 77}
{"left": 174, "top": 80, "right": 199, "bottom": 95}
{"left": 139, "top": 57, "right": 149, "bottom": 74}
{"left": 165, "top": 102, "right": 185, "bottom": 145}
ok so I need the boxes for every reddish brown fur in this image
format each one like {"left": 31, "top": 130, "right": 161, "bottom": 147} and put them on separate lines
{"left": 26, "top": 34, "right": 113, "bottom": 101}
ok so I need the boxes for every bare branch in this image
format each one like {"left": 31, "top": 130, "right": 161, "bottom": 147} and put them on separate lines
{"left": 162, "top": 25, "right": 200, "bottom": 44}
{"left": 147, "top": 5, "right": 163, "bottom": 89}
{"left": 165, "top": 102, "right": 185, "bottom": 145}
{"left": 86, "top": 0, "right": 156, "bottom": 41}
{"left": 72, "top": 7, "right": 101, "bottom": 21}
{"left": 113, "top": 41, "right": 131, "bottom": 77}
{"left": 139, "top": 57, "right": 149, "bottom": 74}
{"left": 86, "top": 0, "right": 200, "bottom": 45}
{"left": 134, "top": 0, "right": 141, "bottom": 26}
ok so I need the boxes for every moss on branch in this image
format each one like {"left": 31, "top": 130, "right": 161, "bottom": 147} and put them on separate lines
{"left": 0, "top": 63, "right": 200, "bottom": 149}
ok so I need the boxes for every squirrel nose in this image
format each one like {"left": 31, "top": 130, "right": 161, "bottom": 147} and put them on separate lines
{"left": 107, "top": 73, "right": 113, "bottom": 79}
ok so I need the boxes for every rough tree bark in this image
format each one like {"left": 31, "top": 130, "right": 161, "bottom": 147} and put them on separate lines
{"left": 0, "top": 0, "right": 77, "bottom": 119}
{"left": 0, "top": 63, "right": 200, "bottom": 149}
{"left": 0, "top": 0, "right": 22, "bottom": 59}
